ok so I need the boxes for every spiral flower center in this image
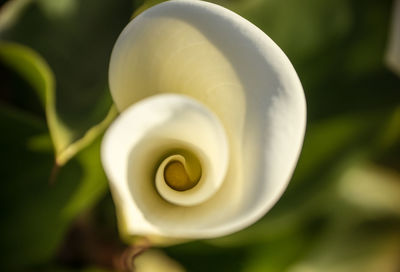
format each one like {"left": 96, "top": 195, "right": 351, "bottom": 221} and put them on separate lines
{"left": 156, "top": 149, "right": 203, "bottom": 200}
{"left": 164, "top": 160, "right": 200, "bottom": 191}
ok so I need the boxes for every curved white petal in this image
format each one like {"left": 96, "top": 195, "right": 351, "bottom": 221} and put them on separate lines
{"left": 105, "top": 0, "right": 306, "bottom": 240}
{"left": 102, "top": 94, "right": 229, "bottom": 210}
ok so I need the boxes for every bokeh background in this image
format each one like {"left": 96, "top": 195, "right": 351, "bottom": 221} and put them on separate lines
{"left": 0, "top": 0, "right": 399, "bottom": 271}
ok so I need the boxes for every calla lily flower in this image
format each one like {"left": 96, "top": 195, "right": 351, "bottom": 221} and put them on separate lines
{"left": 102, "top": 0, "right": 306, "bottom": 243}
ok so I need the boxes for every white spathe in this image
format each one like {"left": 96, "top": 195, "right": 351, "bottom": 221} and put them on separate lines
{"left": 102, "top": 0, "right": 306, "bottom": 241}
{"left": 103, "top": 94, "right": 229, "bottom": 209}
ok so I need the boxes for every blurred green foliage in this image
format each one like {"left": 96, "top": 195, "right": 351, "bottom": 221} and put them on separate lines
{"left": 0, "top": 0, "right": 399, "bottom": 271}
{"left": 1, "top": 0, "right": 123, "bottom": 165}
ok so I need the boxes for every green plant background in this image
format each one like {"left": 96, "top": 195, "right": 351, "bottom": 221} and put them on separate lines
{"left": 0, "top": 0, "right": 399, "bottom": 271}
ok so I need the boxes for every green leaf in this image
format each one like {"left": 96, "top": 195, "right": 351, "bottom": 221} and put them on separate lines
{"left": 0, "top": 0, "right": 132, "bottom": 164}
{"left": 0, "top": 42, "right": 64, "bottom": 162}
{"left": 0, "top": 41, "right": 117, "bottom": 165}
{"left": 0, "top": 104, "right": 108, "bottom": 270}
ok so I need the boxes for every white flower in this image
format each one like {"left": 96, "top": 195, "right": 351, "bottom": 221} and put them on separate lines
{"left": 101, "top": 0, "right": 306, "bottom": 243}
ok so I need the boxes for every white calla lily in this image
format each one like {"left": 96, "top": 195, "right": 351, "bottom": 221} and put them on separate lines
{"left": 102, "top": 0, "right": 306, "bottom": 243}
